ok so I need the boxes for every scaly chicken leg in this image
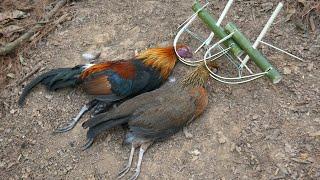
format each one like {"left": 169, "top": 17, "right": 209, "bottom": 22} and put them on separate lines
{"left": 127, "top": 142, "right": 152, "bottom": 180}
{"left": 117, "top": 145, "right": 135, "bottom": 178}
{"left": 54, "top": 99, "right": 98, "bottom": 132}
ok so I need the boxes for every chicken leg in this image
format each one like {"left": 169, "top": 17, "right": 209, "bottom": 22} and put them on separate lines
{"left": 128, "top": 142, "right": 152, "bottom": 180}
{"left": 117, "top": 146, "right": 135, "bottom": 179}
{"left": 54, "top": 100, "right": 98, "bottom": 133}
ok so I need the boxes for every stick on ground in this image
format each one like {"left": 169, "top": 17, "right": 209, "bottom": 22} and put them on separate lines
{"left": 0, "top": 0, "right": 67, "bottom": 56}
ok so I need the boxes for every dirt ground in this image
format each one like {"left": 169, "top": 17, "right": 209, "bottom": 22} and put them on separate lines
{"left": 1, "top": 0, "right": 319, "bottom": 179}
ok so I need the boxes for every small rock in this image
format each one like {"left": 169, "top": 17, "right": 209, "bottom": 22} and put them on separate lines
{"left": 260, "top": 2, "right": 274, "bottom": 12}
{"left": 7, "top": 73, "right": 16, "bottom": 79}
{"left": 217, "top": 131, "right": 227, "bottom": 144}
{"left": 292, "top": 66, "right": 299, "bottom": 74}
{"left": 235, "top": 146, "right": 242, "bottom": 153}
{"left": 307, "top": 62, "right": 314, "bottom": 72}
{"left": 37, "top": 120, "right": 43, "bottom": 127}
{"left": 21, "top": 173, "right": 29, "bottom": 179}
{"left": 30, "top": 140, "right": 36, "bottom": 144}
{"left": 66, "top": 165, "right": 73, "bottom": 171}
{"left": 5, "top": 128, "right": 11, "bottom": 133}
{"left": 230, "top": 142, "right": 236, "bottom": 152}
{"left": 0, "top": 161, "right": 6, "bottom": 168}
{"left": 189, "top": 149, "right": 201, "bottom": 156}
{"left": 252, "top": 114, "right": 259, "bottom": 120}
{"left": 45, "top": 95, "right": 53, "bottom": 100}
{"left": 183, "top": 127, "right": 193, "bottom": 139}
{"left": 283, "top": 67, "right": 292, "bottom": 75}
{"left": 10, "top": 109, "right": 15, "bottom": 114}
{"left": 191, "top": 156, "right": 199, "bottom": 162}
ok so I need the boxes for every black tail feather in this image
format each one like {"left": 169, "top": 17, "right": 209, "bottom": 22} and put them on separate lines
{"left": 82, "top": 108, "right": 129, "bottom": 129}
{"left": 85, "top": 117, "right": 130, "bottom": 147}
{"left": 18, "top": 66, "right": 85, "bottom": 107}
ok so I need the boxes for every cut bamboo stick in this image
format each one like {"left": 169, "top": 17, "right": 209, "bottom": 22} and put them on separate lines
{"left": 225, "top": 22, "right": 282, "bottom": 84}
{"left": 192, "top": 0, "right": 243, "bottom": 57}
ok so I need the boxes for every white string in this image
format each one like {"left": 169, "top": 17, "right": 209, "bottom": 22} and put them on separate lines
{"left": 260, "top": 40, "right": 305, "bottom": 62}
{"left": 240, "top": 2, "right": 283, "bottom": 69}
{"left": 174, "top": 2, "right": 209, "bottom": 66}
{"left": 173, "top": 1, "right": 272, "bottom": 84}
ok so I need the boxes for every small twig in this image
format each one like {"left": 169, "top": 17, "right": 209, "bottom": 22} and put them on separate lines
{"left": 291, "top": 157, "right": 313, "bottom": 164}
{"left": 6, "top": 64, "right": 43, "bottom": 88}
{"left": 17, "top": 65, "right": 43, "bottom": 85}
{"left": 271, "top": 175, "right": 286, "bottom": 180}
{"left": 30, "top": 13, "right": 71, "bottom": 46}
{"left": 0, "top": 0, "right": 67, "bottom": 56}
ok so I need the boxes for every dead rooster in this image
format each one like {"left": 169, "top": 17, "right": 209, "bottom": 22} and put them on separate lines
{"left": 18, "top": 45, "right": 192, "bottom": 132}
{"left": 82, "top": 61, "right": 218, "bottom": 180}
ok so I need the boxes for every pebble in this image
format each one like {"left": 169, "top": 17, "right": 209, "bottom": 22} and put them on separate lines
{"left": 307, "top": 62, "right": 314, "bottom": 72}
{"left": 7, "top": 73, "right": 16, "bottom": 79}
{"left": 230, "top": 142, "right": 236, "bottom": 152}
{"left": 235, "top": 146, "right": 242, "bottom": 153}
{"left": 66, "top": 165, "right": 73, "bottom": 171}
{"left": 10, "top": 109, "right": 15, "bottom": 114}
{"left": 217, "top": 131, "right": 227, "bottom": 144}
{"left": 189, "top": 149, "right": 201, "bottom": 156}
{"left": 5, "top": 128, "right": 11, "bottom": 133}
{"left": 45, "top": 95, "right": 53, "bottom": 100}
{"left": 183, "top": 127, "right": 193, "bottom": 139}
{"left": 0, "top": 161, "right": 5, "bottom": 168}
{"left": 283, "top": 67, "right": 292, "bottom": 75}
{"left": 252, "top": 114, "right": 259, "bottom": 120}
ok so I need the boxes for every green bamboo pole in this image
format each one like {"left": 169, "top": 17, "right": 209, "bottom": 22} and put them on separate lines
{"left": 225, "top": 23, "right": 282, "bottom": 84}
{"left": 192, "top": 0, "right": 243, "bottom": 57}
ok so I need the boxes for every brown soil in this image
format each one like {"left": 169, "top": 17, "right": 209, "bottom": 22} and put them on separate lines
{"left": 1, "top": 0, "right": 319, "bottom": 179}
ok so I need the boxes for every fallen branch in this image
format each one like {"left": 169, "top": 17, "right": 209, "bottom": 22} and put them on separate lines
{"left": 29, "top": 13, "right": 71, "bottom": 47}
{"left": 0, "top": 0, "right": 67, "bottom": 56}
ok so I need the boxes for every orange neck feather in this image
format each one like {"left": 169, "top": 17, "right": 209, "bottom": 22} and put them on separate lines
{"left": 136, "top": 46, "right": 179, "bottom": 79}
{"left": 80, "top": 61, "right": 136, "bottom": 80}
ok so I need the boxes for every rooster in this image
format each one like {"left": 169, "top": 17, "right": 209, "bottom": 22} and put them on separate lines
{"left": 18, "top": 45, "right": 193, "bottom": 132}
{"left": 82, "top": 61, "right": 218, "bottom": 180}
